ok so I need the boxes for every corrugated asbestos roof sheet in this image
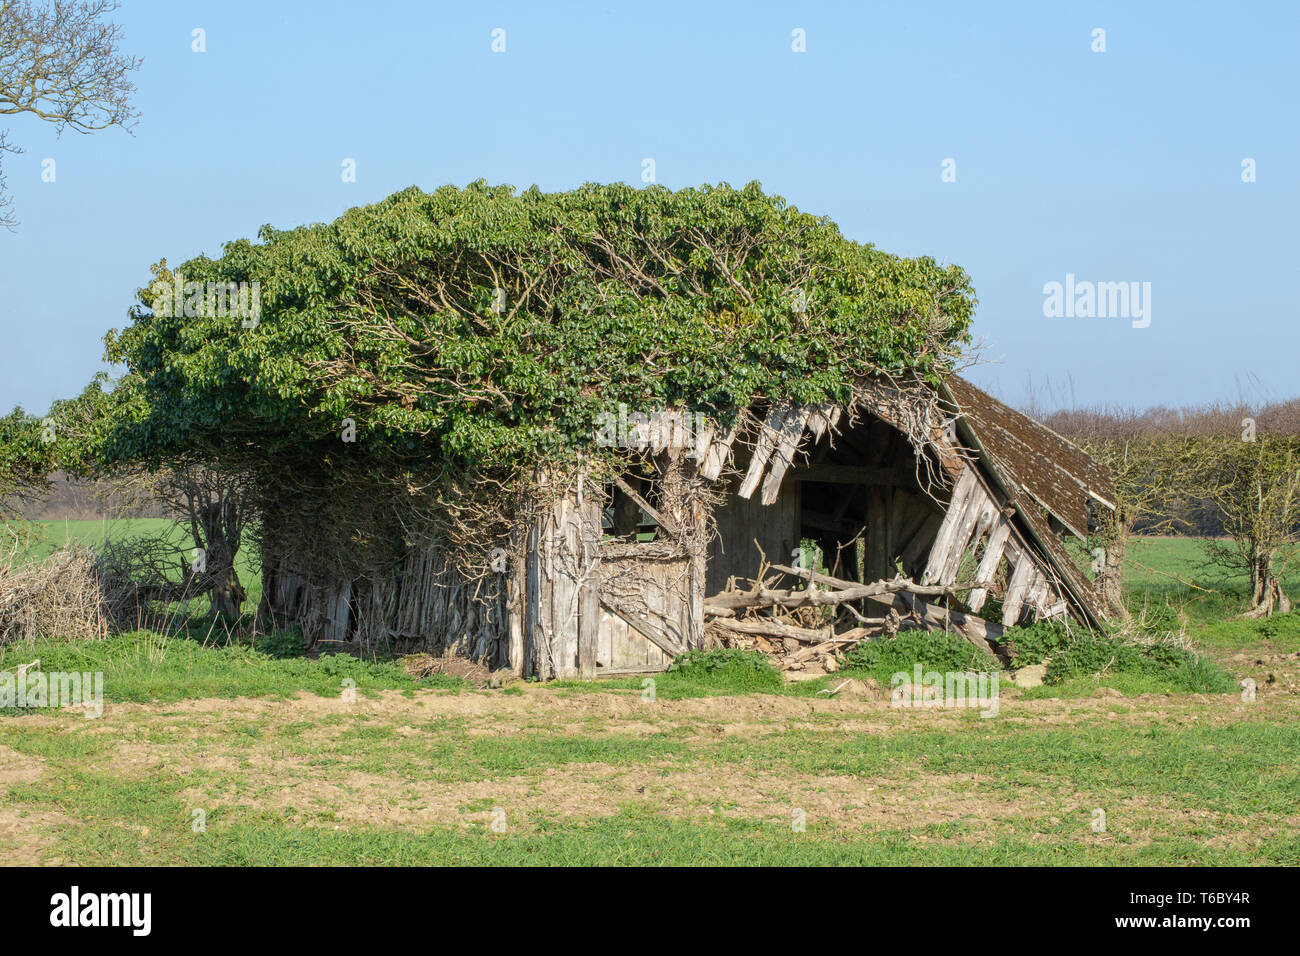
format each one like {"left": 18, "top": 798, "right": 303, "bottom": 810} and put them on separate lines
{"left": 943, "top": 376, "right": 1115, "bottom": 540}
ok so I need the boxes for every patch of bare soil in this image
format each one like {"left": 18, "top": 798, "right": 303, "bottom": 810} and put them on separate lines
{"left": 1224, "top": 648, "right": 1300, "bottom": 698}
{"left": 0, "top": 745, "right": 68, "bottom": 865}
{"left": 171, "top": 759, "right": 1046, "bottom": 836}
{"left": 57, "top": 676, "right": 1299, "bottom": 748}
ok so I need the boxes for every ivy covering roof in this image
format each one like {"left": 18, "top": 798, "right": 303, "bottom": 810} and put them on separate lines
{"left": 96, "top": 180, "right": 977, "bottom": 473}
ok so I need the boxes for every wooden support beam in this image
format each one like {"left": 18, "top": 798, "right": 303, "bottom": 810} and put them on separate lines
{"left": 611, "top": 474, "right": 680, "bottom": 537}
{"left": 1023, "top": 570, "right": 1055, "bottom": 621}
{"left": 967, "top": 517, "right": 1012, "bottom": 613}
{"left": 704, "top": 577, "right": 904, "bottom": 611}
{"left": 760, "top": 407, "right": 813, "bottom": 505}
{"left": 600, "top": 595, "right": 684, "bottom": 658}
{"left": 922, "top": 468, "right": 978, "bottom": 585}
{"left": 1001, "top": 555, "right": 1035, "bottom": 626}
{"left": 893, "top": 591, "right": 1007, "bottom": 661}
{"left": 793, "top": 463, "right": 917, "bottom": 487}
{"left": 738, "top": 405, "right": 791, "bottom": 499}
{"left": 938, "top": 485, "right": 996, "bottom": 587}
{"left": 576, "top": 491, "right": 602, "bottom": 679}
{"left": 1040, "top": 599, "right": 1068, "bottom": 620}
{"left": 708, "top": 615, "right": 831, "bottom": 645}
{"left": 552, "top": 496, "right": 580, "bottom": 679}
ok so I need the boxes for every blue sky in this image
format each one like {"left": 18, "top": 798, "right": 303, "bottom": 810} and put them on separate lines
{"left": 2, "top": 0, "right": 1296, "bottom": 415}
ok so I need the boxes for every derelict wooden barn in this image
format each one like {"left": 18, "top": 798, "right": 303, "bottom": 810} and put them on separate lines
{"left": 259, "top": 373, "right": 1115, "bottom": 679}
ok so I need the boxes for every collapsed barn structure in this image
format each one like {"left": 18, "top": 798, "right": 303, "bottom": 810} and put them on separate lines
{"left": 257, "top": 373, "right": 1115, "bottom": 679}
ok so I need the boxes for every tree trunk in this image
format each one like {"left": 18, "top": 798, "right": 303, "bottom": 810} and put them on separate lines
{"left": 1248, "top": 544, "right": 1265, "bottom": 607}
{"left": 200, "top": 501, "right": 245, "bottom": 620}
{"left": 1243, "top": 548, "right": 1291, "bottom": 618}
{"left": 1096, "top": 521, "right": 1130, "bottom": 621}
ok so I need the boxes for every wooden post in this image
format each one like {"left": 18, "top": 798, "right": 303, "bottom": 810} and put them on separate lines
{"left": 577, "top": 485, "right": 602, "bottom": 678}
{"left": 523, "top": 511, "right": 543, "bottom": 679}
{"left": 508, "top": 550, "right": 525, "bottom": 677}
{"left": 551, "top": 495, "right": 580, "bottom": 678}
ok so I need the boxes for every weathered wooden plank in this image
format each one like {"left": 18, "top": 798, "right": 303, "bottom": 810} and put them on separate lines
{"left": 701, "top": 419, "right": 743, "bottom": 481}
{"left": 738, "top": 405, "right": 791, "bottom": 500}
{"left": 556, "top": 497, "right": 582, "bottom": 678}
{"left": 1024, "top": 571, "right": 1055, "bottom": 621}
{"left": 596, "top": 607, "right": 614, "bottom": 667}
{"left": 805, "top": 402, "right": 840, "bottom": 444}
{"left": 576, "top": 492, "right": 602, "bottom": 679}
{"left": 1040, "top": 599, "right": 1069, "bottom": 620}
{"left": 709, "top": 615, "right": 830, "bottom": 644}
{"left": 706, "top": 478, "right": 800, "bottom": 594}
{"left": 524, "top": 508, "right": 548, "bottom": 679}
{"left": 922, "top": 468, "right": 977, "bottom": 584}
{"left": 508, "top": 552, "right": 525, "bottom": 676}
{"left": 761, "top": 407, "right": 813, "bottom": 505}
{"left": 1001, "top": 554, "right": 1035, "bottom": 626}
{"left": 893, "top": 591, "right": 1006, "bottom": 659}
{"left": 321, "top": 580, "right": 352, "bottom": 644}
{"left": 934, "top": 487, "right": 981, "bottom": 586}
{"left": 599, "top": 595, "right": 684, "bottom": 657}
{"left": 691, "top": 422, "right": 716, "bottom": 465}
{"left": 646, "top": 576, "right": 672, "bottom": 669}
{"left": 687, "top": 493, "right": 707, "bottom": 650}
{"left": 967, "top": 517, "right": 1012, "bottom": 613}
{"left": 939, "top": 483, "right": 997, "bottom": 586}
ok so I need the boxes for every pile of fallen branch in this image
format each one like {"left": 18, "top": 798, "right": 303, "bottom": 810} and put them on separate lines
{"left": 704, "top": 561, "right": 1011, "bottom": 672}
{"left": 0, "top": 545, "right": 113, "bottom": 646}
{"left": 0, "top": 535, "right": 220, "bottom": 647}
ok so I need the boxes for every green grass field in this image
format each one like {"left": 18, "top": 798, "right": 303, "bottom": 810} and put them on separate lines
{"left": 1123, "top": 536, "right": 1300, "bottom": 653}
{"left": 12, "top": 518, "right": 263, "bottom": 609}
{"left": 2, "top": 530, "right": 1298, "bottom": 865}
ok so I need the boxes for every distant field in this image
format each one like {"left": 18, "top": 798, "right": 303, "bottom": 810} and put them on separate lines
{"left": 1121, "top": 536, "right": 1300, "bottom": 653}
{"left": 1124, "top": 536, "right": 1300, "bottom": 611}
{"left": 16, "top": 518, "right": 175, "bottom": 563}
{"left": 11, "top": 518, "right": 262, "bottom": 609}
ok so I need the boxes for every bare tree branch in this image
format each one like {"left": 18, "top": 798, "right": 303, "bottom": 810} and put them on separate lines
{"left": 0, "top": 0, "right": 140, "bottom": 225}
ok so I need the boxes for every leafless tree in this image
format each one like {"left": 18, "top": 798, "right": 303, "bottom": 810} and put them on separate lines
{"left": 1190, "top": 435, "right": 1300, "bottom": 618}
{"left": 0, "top": 0, "right": 141, "bottom": 228}
{"left": 160, "top": 465, "right": 251, "bottom": 620}
{"left": 84, "top": 463, "right": 253, "bottom": 620}
{"left": 1042, "top": 406, "right": 1197, "bottom": 619}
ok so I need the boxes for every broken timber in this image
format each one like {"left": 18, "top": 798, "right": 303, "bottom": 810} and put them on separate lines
{"left": 707, "top": 563, "right": 1008, "bottom": 661}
